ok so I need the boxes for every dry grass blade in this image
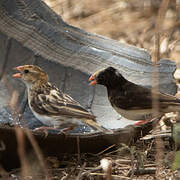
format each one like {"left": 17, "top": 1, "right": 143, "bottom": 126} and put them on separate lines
{"left": 24, "top": 128, "right": 51, "bottom": 179}
{"left": 154, "top": 0, "right": 170, "bottom": 62}
{"left": 76, "top": 162, "right": 86, "bottom": 180}
{"left": 127, "top": 168, "right": 156, "bottom": 176}
{"left": 0, "top": 165, "right": 9, "bottom": 179}
{"left": 8, "top": 88, "right": 51, "bottom": 179}
{"left": 9, "top": 91, "right": 31, "bottom": 178}
{"left": 0, "top": 141, "right": 5, "bottom": 151}
{"left": 76, "top": 136, "right": 80, "bottom": 163}
{"left": 96, "top": 144, "right": 116, "bottom": 156}
{"left": 152, "top": 0, "right": 170, "bottom": 177}
{"left": 15, "top": 127, "right": 29, "bottom": 178}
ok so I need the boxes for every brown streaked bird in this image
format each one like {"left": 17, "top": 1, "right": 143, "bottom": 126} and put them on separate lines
{"left": 12, "top": 65, "right": 107, "bottom": 133}
{"left": 89, "top": 66, "right": 180, "bottom": 121}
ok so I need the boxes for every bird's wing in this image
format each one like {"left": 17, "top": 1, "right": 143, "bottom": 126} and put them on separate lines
{"left": 110, "top": 81, "right": 180, "bottom": 110}
{"left": 31, "top": 89, "right": 96, "bottom": 119}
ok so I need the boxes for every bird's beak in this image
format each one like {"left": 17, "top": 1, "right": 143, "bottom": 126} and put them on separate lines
{"left": 13, "top": 66, "right": 24, "bottom": 71}
{"left": 12, "top": 73, "right": 21, "bottom": 78}
{"left": 12, "top": 66, "right": 24, "bottom": 78}
{"left": 89, "top": 75, "right": 97, "bottom": 86}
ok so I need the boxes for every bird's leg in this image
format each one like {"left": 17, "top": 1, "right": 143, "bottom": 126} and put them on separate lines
{"left": 58, "top": 126, "right": 75, "bottom": 135}
{"left": 33, "top": 126, "right": 58, "bottom": 137}
{"left": 133, "top": 116, "right": 161, "bottom": 126}
{"left": 133, "top": 119, "right": 152, "bottom": 126}
{"left": 33, "top": 126, "right": 75, "bottom": 136}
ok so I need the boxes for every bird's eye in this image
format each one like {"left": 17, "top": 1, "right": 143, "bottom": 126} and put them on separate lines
{"left": 24, "top": 69, "right": 29, "bottom": 74}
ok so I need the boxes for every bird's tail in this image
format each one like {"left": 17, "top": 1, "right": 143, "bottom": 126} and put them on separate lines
{"left": 84, "top": 119, "right": 113, "bottom": 134}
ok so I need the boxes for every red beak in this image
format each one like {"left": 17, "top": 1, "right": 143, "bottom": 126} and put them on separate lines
{"left": 13, "top": 66, "right": 24, "bottom": 71}
{"left": 12, "top": 73, "right": 21, "bottom": 78}
{"left": 89, "top": 75, "right": 97, "bottom": 86}
{"left": 12, "top": 66, "right": 24, "bottom": 78}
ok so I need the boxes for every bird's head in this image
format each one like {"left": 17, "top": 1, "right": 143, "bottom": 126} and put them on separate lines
{"left": 89, "top": 66, "right": 124, "bottom": 88}
{"left": 12, "top": 65, "right": 48, "bottom": 88}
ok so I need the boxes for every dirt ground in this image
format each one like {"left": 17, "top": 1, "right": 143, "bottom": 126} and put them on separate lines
{"left": 6, "top": 0, "right": 180, "bottom": 179}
